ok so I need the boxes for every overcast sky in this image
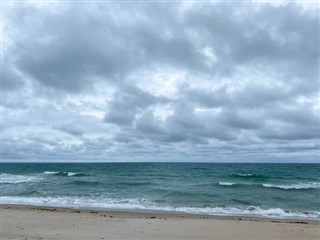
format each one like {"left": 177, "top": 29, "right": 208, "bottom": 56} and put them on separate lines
{"left": 2, "top": 1, "right": 319, "bottom": 162}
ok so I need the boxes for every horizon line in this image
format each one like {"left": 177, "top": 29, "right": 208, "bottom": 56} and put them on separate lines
{"left": 1, "top": 161, "right": 319, "bottom": 164}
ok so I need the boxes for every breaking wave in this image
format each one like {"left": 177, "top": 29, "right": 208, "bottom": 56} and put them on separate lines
{"left": 230, "top": 173, "right": 270, "bottom": 179}
{"left": 219, "top": 182, "right": 236, "bottom": 186}
{"left": 43, "top": 171, "right": 87, "bottom": 177}
{"left": 262, "top": 183, "right": 320, "bottom": 190}
{"left": 1, "top": 196, "right": 319, "bottom": 220}
{"left": 0, "top": 173, "right": 41, "bottom": 184}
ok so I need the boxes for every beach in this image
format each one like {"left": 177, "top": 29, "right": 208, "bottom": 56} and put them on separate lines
{"left": 2, "top": 163, "right": 320, "bottom": 239}
{"left": 1, "top": 205, "right": 319, "bottom": 240}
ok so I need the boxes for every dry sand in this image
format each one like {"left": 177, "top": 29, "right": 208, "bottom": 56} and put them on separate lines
{"left": 1, "top": 205, "right": 319, "bottom": 240}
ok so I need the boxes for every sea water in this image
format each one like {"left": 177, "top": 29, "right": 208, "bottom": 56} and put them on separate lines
{"left": 1, "top": 163, "right": 319, "bottom": 220}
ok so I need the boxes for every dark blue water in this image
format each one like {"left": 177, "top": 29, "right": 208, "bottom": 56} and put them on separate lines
{"left": 1, "top": 163, "right": 319, "bottom": 220}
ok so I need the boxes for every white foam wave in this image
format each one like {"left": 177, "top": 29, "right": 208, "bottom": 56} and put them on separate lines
{"left": 219, "top": 182, "right": 236, "bottom": 186}
{"left": 262, "top": 182, "right": 320, "bottom": 190}
{"left": 0, "top": 196, "right": 154, "bottom": 211}
{"left": 67, "top": 172, "right": 78, "bottom": 177}
{"left": 43, "top": 171, "right": 59, "bottom": 175}
{"left": 0, "top": 173, "right": 41, "bottom": 184}
{"left": 42, "top": 171, "right": 83, "bottom": 177}
{"left": 1, "top": 196, "right": 319, "bottom": 220}
{"left": 176, "top": 206, "right": 320, "bottom": 220}
{"left": 237, "top": 174, "right": 253, "bottom": 177}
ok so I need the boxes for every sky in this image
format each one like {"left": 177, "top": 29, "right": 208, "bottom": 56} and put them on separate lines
{"left": 1, "top": 1, "right": 320, "bottom": 162}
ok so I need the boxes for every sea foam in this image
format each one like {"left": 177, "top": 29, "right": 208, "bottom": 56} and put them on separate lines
{"left": 175, "top": 206, "right": 320, "bottom": 220}
{"left": 0, "top": 173, "right": 41, "bottom": 184}
{"left": 43, "top": 171, "right": 60, "bottom": 175}
{"left": 1, "top": 196, "right": 319, "bottom": 220}
{"left": 219, "top": 182, "right": 236, "bottom": 186}
{"left": 262, "top": 182, "right": 320, "bottom": 190}
{"left": 42, "top": 171, "right": 85, "bottom": 177}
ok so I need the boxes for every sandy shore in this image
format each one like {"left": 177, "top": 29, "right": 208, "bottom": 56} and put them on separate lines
{"left": 1, "top": 205, "right": 319, "bottom": 240}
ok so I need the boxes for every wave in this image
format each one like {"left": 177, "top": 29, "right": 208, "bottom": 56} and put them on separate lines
{"left": 176, "top": 206, "right": 320, "bottom": 220}
{"left": 67, "top": 172, "right": 82, "bottom": 177}
{"left": 0, "top": 196, "right": 154, "bottom": 211}
{"left": 217, "top": 181, "right": 320, "bottom": 190}
{"left": 231, "top": 198, "right": 255, "bottom": 206}
{"left": 0, "top": 173, "right": 41, "bottom": 184}
{"left": 219, "top": 182, "right": 236, "bottom": 186}
{"left": 230, "top": 173, "right": 269, "bottom": 179}
{"left": 42, "top": 171, "right": 87, "bottom": 177}
{"left": 0, "top": 171, "right": 87, "bottom": 184}
{"left": 237, "top": 174, "right": 253, "bottom": 177}
{"left": 67, "top": 180, "right": 101, "bottom": 186}
{"left": 43, "top": 171, "right": 60, "bottom": 175}
{"left": 262, "top": 182, "right": 320, "bottom": 190}
{"left": 1, "top": 196, "right": 319, "bottom": 220}
{"left": 217, "top": 182, "right": 253, "bottom": 187}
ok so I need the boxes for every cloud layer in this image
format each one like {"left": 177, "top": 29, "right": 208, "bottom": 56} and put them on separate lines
{"left": 2, "top": 1, "right": 319, "bottom": 162}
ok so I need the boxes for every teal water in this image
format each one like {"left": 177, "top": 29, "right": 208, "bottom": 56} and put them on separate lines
{"left": 1, "top": 163, "right": 319, "bottom": 220}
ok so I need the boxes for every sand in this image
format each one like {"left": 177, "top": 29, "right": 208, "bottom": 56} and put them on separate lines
{"left": 1, "top": 205, "right": 319, "bottom": 240}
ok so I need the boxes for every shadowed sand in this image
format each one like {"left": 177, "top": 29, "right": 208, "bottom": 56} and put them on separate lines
{"left": 1, "top": 205, "right": 319, "bottom": 240}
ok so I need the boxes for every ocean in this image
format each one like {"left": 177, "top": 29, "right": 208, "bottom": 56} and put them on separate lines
{"left": 1, "top": 163, "right": 319, "bottom": 220}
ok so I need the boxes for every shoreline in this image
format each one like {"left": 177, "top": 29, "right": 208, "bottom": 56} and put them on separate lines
{"left": 1, "top": 204, "right": 320, "bottom": 240}
{"left": 1, "top": 203, "right": 319, "bottom": 223}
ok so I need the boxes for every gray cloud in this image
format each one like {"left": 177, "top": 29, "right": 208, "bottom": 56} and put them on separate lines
{"left": 2, "top": 2, "right": 319, "bottom": 162}
{"left": 2, "top": 65, "right": 25, "bottom": 90}
{"left": 104, "top": 85, "right": 163, "bottom": 126}
{"left": 54, "top": 123, "right": 84, "bottom": 137}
